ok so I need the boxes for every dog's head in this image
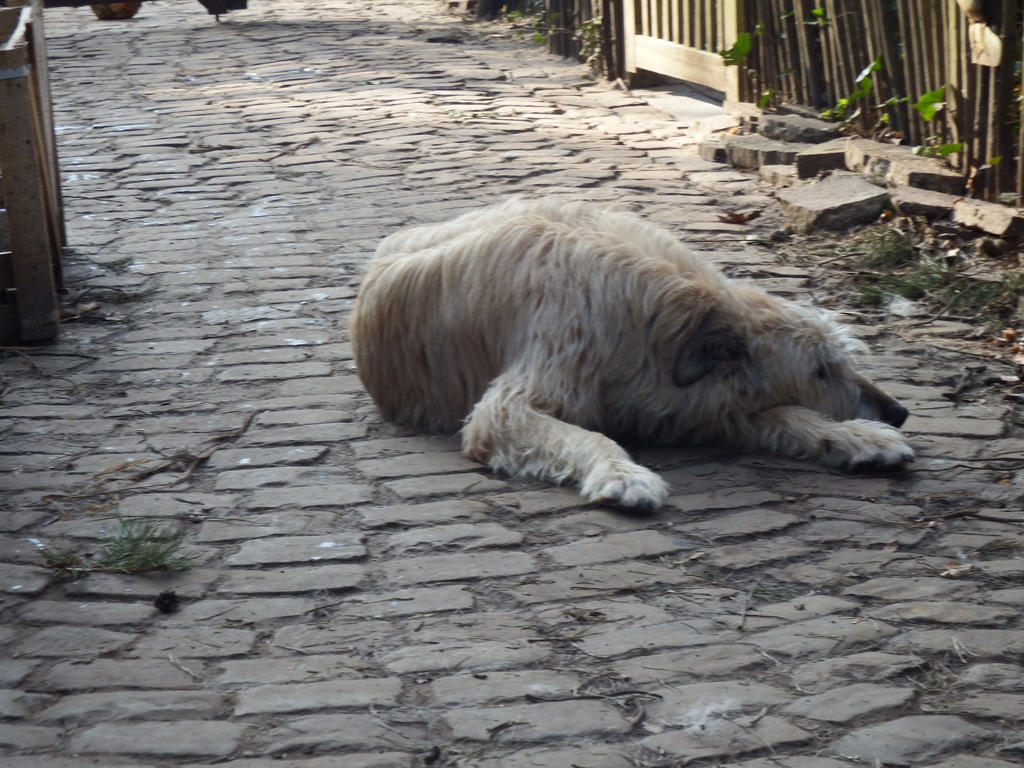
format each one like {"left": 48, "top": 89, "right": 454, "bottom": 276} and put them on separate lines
{"left": 672, "top": 291, "right": 908, "bottom": 429}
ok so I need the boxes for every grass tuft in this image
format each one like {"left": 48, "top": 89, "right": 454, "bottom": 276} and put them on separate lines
{"left": 844, "top": 228, "right": 1022, "bottom": 325}
{"left": 40, "top": 519, "right": 199, "bottom": 578}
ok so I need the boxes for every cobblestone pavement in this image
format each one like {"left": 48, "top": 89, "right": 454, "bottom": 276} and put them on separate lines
{"left": 2, "top": 1, "right": 1023, "bottom": 766}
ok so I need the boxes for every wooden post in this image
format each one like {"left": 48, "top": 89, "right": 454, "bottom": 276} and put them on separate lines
{"left": 720, "top": 0, "right": 741, "bottom": 102}
{"left": 0, "top": 1, "right": 62, "bottom": 342}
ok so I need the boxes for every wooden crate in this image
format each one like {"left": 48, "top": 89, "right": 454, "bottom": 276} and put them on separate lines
{"left": 0, "top": 0, "right": 65, "bottom": 343}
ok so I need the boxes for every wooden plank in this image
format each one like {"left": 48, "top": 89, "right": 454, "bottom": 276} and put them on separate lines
{"left": 1019, "top": 5, "right": 1024, "bottom": 200}
{"left": 631, "top": 34, "right": 733, "bottom": 95}
{"left": 622, "top": 0, "right": 638, "bottom": 72}
{"left": 0, "top": 5, "right": 60, "bottom": 342}
{"left": 0, "top": 5, "right": 30, "bottom": 52}
{"left": 639, "top": 0, "right": 650, "bottom": 37}
{"left": 25, "top": 4, "right": 64, "bottom": 282}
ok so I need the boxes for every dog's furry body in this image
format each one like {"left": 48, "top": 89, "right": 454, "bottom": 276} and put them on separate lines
{"left": 352, "top": 198, "right": 912, "bottom": 509}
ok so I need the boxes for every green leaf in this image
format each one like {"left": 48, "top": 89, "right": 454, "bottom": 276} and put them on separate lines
{"left": 850, "top": 76, "right": 873, "bottom": 100}
{"left": 856, "top": 55, "right": 883, "bottom": 83}
{"left": 719, "top": 32, "right": 752, "bottom": 66}
{"left": 754, "top": 21, "right": 765, "bottom": 36}
{"left": 989, "top": 155, "right": 1003, "bottom": 165}
{"left": 913, "top": 87, "right": 946, "bottom": 121}
{"left": 938, "top": 143, "right": 963, "bottom": 157}
{"left": 839, "top": 106, "right": 862, "bottom": 126}
{"left": 757, "top": 88, "right": 776, "bottom": 109}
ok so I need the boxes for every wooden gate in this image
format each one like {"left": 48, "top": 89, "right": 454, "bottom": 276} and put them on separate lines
{"left": 0, "top": 0, "right": 65, "bottom": 343}
{"left": 622, "top": 0, "right": 743, "bottom": 101}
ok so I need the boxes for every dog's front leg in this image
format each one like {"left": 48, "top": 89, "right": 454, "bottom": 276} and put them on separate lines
{"left": 741, "top": 406, "right": 914, "bottom": 471}
{"left": 462, "top": 379, "right": 668, "bottom": 511}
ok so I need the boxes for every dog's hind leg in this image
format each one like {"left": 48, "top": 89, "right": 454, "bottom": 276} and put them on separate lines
{"left": 461, "top": 378, "right": 669, "bottom": 511}
{"left": 741, "top": 406, "right": 914, "bottom": 471}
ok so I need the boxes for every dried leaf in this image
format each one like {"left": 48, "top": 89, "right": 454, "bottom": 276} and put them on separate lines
{"left": 718, "top": 210, "right": 762, "bottom": 224}
{"left": 940, "top": 563, "right": 973, "bottom": 578}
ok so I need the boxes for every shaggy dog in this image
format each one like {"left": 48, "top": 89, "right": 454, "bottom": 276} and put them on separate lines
{"left": 351, "top": 198, "right": 912, "bottom": 510}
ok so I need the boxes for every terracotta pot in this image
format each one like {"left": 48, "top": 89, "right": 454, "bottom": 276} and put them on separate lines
{"left": 90, "top": 3, "right": 143, "bottom": 20}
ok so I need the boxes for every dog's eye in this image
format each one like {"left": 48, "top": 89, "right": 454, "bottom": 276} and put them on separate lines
{"left": 816, "top": 365, "right": 828, "bottom": 380}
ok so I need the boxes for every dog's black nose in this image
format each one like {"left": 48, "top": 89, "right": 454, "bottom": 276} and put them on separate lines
{"left": 882, "top": 401, "right": 909, "bottom": 428}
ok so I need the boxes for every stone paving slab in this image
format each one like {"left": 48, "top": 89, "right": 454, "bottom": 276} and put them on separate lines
{"left": 0, "top": 0, "right": 1022, "bottom": 766}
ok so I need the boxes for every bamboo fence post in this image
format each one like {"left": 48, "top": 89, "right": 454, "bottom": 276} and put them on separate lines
{"left": 1019, "top": 5, "right": 1024, "bottom": 202}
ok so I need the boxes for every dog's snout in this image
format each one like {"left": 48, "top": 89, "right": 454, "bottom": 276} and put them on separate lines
{"left": 881, "top": 400, "right": 909, "bottom": 429}
{"left": 858, "top": 381, "right": 909, "bottom": 428}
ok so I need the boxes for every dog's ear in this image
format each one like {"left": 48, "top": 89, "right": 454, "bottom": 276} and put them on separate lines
{"left": 672, "top": 314, "right": 747, "bottom": 387}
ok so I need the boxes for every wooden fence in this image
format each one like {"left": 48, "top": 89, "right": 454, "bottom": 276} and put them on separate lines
{"left": 738, "top": 0, "right": 1022, "bottom": 204}
{"left": 621, "top": 0, "right": 740, "bottom": 100}
{"left": 0, "top": 0, "right": 64, "bottom": 343}
{"left": 546, "top": 0, "right": 1024, "bottom": 205}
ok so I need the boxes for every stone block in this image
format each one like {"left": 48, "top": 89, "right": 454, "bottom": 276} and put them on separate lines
{"left": 357, "top": 452, "right": 481, "bottom": 478}
{"left": 443, "top": 699, "right": 630, "bottom": 741}
{"left": 37, "top": 690, "right": 224, "bottom": 723}
{"left": 843, "top": 576, "right": 977, "bottom": 601}
{"left": 542, "top": 530, "right": 682, "bottom": 567}
{"left": 385, "top": 522, "right": 523, "bottom": 553}
{"left": 381, "top": 550, "right": 535, "bottom": 585}
{"left": 829, "top": 715, "right": 993, "bottom": 766}
{"left": 724, "top": 133, "right": 816, "bottom": 170}
{"left": 641, "top": 716, "right": 811, "bottom": 762}
{"left": 384, "top": 471, "right": 509, "bottom": 498}
{"left": 234, "top": 677, "right": 402, "bottom": 715}
{"left": 953, "top": 198, "right": 1024, "bottom": 238}
{"left": 611, "top": 644, "right": 765, "bottom": 683}
{"left": 776, "top": 174, "right": 889, "bottom": 231}
{"left": 759, "top": 113, "right": 841, "bottom": 143}
{"left": 0, "top": 563, "right": 54, "bottom": 596}
{"left": 846, "top": 138, "right": 963, "bottom": 193}
{"left": 888, "top": 629, "right": 1024, "bottom": 657}
{"left": 783, "top": 682, "right": 915, "bottom": 723}
{"left": 17, "top": 626, "right": 134, "bottom": 658}
{"left": 129, "top": 626, "right": 257, "bottom": 658}
{"left": 0, "top": 724, "right": 63, "bottom": 751}
{"left": 216, "top": 563, "right": 366, "bottom": 594}
{"left": 795, "top": 137, "right": 850, "bottom": 178}
{"left": 790, "top": 652, "right": 925, "bottom": 690}
{"left": 254, "top": 713, "right": 425, "bottom": 755}
{"left": 359, "top": 499, "right": 488, "bottom": 528}
{"left": 698, "top": 139, "right": 727, "bottom": 163}
{"left": 748, "top": 614, "right": 897, "bottom": 657}
{"left": 18, "top": 599, "right": 156, "bottom": 626}
{"left": 225, "top": 534, "right": 366, "bottom": 566}
{"left": 39, "top": 658, "right": 210, "bottom": 691}
{"left": 430, "top": 669, "right": 580, "bottom": 705}
{"left": 760, "top": 163, "right": 798, "bottom": 185}
{"left": 381, "top": 639, "right": 547, "bottom": 674}
{"left": 70, "top": 720, "right": 246, "bottom": 757}
{"left": 891, "top": 184, "right": 960, "bottom": 218}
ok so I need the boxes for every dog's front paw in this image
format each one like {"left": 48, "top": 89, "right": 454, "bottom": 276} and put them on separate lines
{"left": 823, "top": 420, "right": 914, "bottom": 472}
{"left": 581, "top": 460, "right": 668, "bottom": 512}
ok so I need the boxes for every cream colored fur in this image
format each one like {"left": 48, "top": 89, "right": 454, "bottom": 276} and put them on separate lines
{"left": 352, "top": 198, "right": 913, "bottom": 510}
